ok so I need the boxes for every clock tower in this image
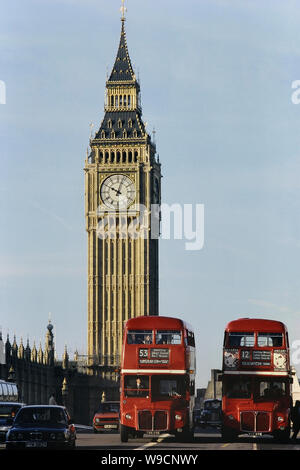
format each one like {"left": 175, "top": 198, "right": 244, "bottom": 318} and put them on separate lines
{"left": 84, "top": 10, "right": 161, "bottom": 376}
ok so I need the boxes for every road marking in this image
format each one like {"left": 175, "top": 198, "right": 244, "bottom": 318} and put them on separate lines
{"left": 221, "top": 443, "right": 230, "bottom": 448}
{"left": 134, "top": 433, "right": 170, "bottom": 450}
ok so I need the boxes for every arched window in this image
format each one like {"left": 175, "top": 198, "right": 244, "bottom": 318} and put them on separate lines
{"left": 134, "top": 151, "right": 138, "bottom": 162}
{"left": 123, "top": 95, "right": 127, "bottom": 107}
{"left": 128, "top": 119, "right": 132, "bottom": 128}
{"left": 111, "top": 95, "right": 114, "bottom": 107}
{"left": 101, "top": 130, "right": 106, "bottom": 139}
{"left": 115, "top": 96, "right": 118, "bottom": 107}
{"left": 118, "top": 119, "right": 122, "bottom": 129}
{"left": 128, "top": 95, "right": 131, "bottom": 107}
{"left": 105, "top": 152, "right": 109, "bottom": 163}
{"left": 108, "top": 119, "right": 112, "bottom": 129}
{"left": 117, "top": 151, "right": 121, "bottom": 163}
{"left": 119, "top": 95, "right": 123, "bottom": 107}
{"left": 111, "top": 151, "right": 115, "bottom": 162}
{"left": 133, "top": 129, "right": 137, "bottom": 138}
{"left": 122, "top": 151, "right": 127, "bottom": 163}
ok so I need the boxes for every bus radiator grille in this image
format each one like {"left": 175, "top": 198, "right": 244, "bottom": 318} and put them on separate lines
{"left": 241, "top": 411, "right": 270, "bottom": 432}
{"left": 138, "top": 411, "right": 152, "bottom": 430}
{"left": 154, "top": 411, "right": 168, "bottom": 430}
{"left": 138, "top": 411, "right": 168, "bottom": 431}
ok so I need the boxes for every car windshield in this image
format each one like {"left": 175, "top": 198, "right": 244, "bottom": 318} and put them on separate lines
{"left": 204, "top": 401, "right": 221, "bottom": 410}
{"left": 96, "top": 403, "right": 120, "bottom": 413}
{"left": 14, "top": 408, "right": 67, "bottom": 426}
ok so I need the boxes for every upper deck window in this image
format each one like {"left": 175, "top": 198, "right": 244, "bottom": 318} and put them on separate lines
{"left": 127, "top": 330, "right": 153, "bottom": 344}
{"left": 156, "top": 330, "right": 182, "bottom": 345}
{"left": 257, "top": 333, "right": 283, "bottom": 347}
{"left": 228, "top": 332, "right": 255, "bottom": 347}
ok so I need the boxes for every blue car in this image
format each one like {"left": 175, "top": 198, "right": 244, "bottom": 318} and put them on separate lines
{"left": 6, "top": 405, "right": 76, "bottom": 449}
{"left": 0, "top": 402, "right": 25, "bottom": 442}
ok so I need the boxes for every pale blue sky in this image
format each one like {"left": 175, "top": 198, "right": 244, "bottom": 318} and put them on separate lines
{"left": 1, "top": 0, "right": 300, "bottom": 387}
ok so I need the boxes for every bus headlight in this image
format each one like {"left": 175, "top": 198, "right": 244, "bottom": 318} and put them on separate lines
{"left": 277, "top": 416, "right": 284, "bottom": 422}
{"left": 125, "top": 414, "right": 132, "bottom": 420}
{"left": 175, "top": 414, "right": 182, "bottom": 421}
{"left": 228, "top": 415, "right": 234, "bottom": 421}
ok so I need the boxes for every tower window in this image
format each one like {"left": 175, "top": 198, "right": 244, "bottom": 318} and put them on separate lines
{"left": 105, "top": 152, "right": 109, "bottom": 163}
{"left": 111, "top": 96, "right": 114, "bottom": 107}
{"left": 118, "top": 119, "right": 122, "bottom": 129}
{"left": 101, "top": 130, "right": 106, "bottom": 139}
{"left": 108, "top": 119, "right": 112, "bottom": 128}
{"left": 117, "top": 152, "right": 121, "bottom": 163}
{"left": 133, "top": 129, "right": 137, "bottom": 138}
{"left": 128, "top": 119, "right": 132, "bottom": 128}
{"left": 123, "top": 129, "right": 127, "bottom": 138}
{"left": 124, "top": 95, "right": 127, "bottom": 107}
{"left": 111, "top": 151, "right": 115, "bottom": 162}
{"left": 122, "top": 151, "right": 126, "bottom": 163}
{"left": 111, "top": 130, "right": 115, "bottom": 139}
{"left": 128, "top": 95, "right": 131, "bottom": 107}
{"left": 119, "top": 95, "right": 123, "bottom": 106}
{"left": 115, "top": 96, "right": 118, "bottom": 107}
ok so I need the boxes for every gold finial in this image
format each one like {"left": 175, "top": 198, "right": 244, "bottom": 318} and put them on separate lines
{"left": 120, "top": 0, "right": 127, "bottom": 21}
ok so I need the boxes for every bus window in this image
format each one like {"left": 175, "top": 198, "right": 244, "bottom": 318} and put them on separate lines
{"left": 152, "top": 375, "right": 185, "bottom": 400}
{"left": 124, "top": 376, "right": 149, "bottom": 397}
{"left": 127, "top": 330, "right": 153, "bottom": 344}
{"left": 156, "top": 330, "right": 181, "bottom": 345}
{"left": 225, "top": 377, "right": 251, "bottom": 399}
{"left": 256, "top": 379, "right": 286, "bottom": 400}
{"left": 228, "top": 332, "right": 254, "bottom": 347}
{"left": 257, "top": 333, "right": 283, "bottom": 347}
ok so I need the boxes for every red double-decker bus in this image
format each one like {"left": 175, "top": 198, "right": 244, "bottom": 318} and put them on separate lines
{"left": 120, "top": 316, "right": 196, "bottom": 442}
{"left": 222, "top": 318, "right": 292, "bottom": 442}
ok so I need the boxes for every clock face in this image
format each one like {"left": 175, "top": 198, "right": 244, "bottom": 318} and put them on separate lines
{"left": 100, "top": 174, "right": 135, "bottom": 209}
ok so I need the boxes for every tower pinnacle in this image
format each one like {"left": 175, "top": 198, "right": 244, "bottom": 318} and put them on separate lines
{"left": 120, "top": 0, "right": 127, "bottom": 21}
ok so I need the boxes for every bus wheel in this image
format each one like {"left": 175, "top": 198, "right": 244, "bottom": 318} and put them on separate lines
{"left": 273, "top": 428, "right": 290, "bottom": 443}
{"left": 120, "top": 424, "right": 129, "bottom": 443}
{"left": 177, "top": 426, "right": 194, "bottom": 443}
{"left": 221, "top": 426, "right": 237, "bottom": 442}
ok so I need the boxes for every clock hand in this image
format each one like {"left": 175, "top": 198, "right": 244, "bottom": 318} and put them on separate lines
{"left": 110, "top": 186, "right": 121, "bottom": 195}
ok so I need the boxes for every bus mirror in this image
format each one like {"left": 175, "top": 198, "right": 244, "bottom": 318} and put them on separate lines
{"left": 289, "top": 377, "right": 293, "bottom": 384}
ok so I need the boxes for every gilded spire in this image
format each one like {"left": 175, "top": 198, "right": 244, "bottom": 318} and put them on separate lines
{"left": 120, "top": 0, "right": 127, "bottom": 22}
{"left": 108, "top": 10, "right": 136, "bottom": 83}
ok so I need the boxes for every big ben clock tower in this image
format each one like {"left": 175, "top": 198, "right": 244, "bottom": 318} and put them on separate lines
{"left": 84, "top": 5, "right": 161, "bottom": 376}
